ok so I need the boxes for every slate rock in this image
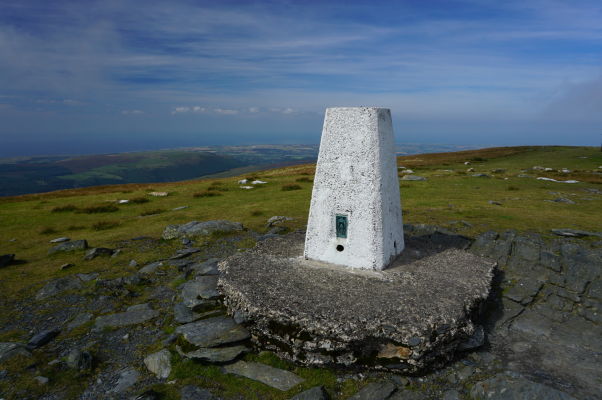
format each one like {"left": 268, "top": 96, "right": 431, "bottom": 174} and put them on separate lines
{"left": 181, "top": 385, "right": 220, "bottom": 400}
{"left": 0, "top": 342, "right": 31, "bottom": 362}
{"left": 162, "top": 220, "right": 244, "bottom": 240}
{"left": 504, "top": 279, "right": 543, "bottom": 305}
{"left": 178, "top": 345, "right": 249, "bottom": 363}
{"left": 176, "top": 316, "right": 250, "bottom": 348}
{"left": 84, "top": 247, "right": 114, "bottom": 260}
{"left": 222, "top": 361, "right": 304, "bottom": 391}
{"left": 348, "top": 381, "right": 397, "bottom": 400}
{"left": 95, "top": 303, "right": 159, "bottom": 329}
{"left": 28, "top": 329, "right": 60, "bottom": 348}
{"left": 112, "top": 367, "right": 139, "bottom": 393}
{"left": 171, "top": 247, "right": 200, "bottom": 259}
{"left": 144, "top": 349, "right": 171, "bottom": 379}
{"left": 66, "top": 349, "right": 93, "bottom": 371}
{"left": 442, "top": 390, "right": 460, "bottom": 400}
{"left": 401, "top": 175, "right": 427, "bottom": 181}
{"left": 50, "top": 237, "right": 70, "bottom": 243}
{"left": 34, "top": 376, "right": 49, "bottom": 385}
{"left": 551, "top": 229, "right": 602, "bottom": 238}
{"left": 267, "top": 216, "right": 294, "bottom": 227}
{"left": 472, "top": 173, "right": 491, "bottom": 178}
{"left": 0, "top": 254, "right": 15, "bottom": 268}
{"left": 552, "top": 197, "right": 575, "bottom": 204}
{"left": 36, "top": 276, "right": 83, "bottom": 300}
{"left": 188, "top": 259, "right": 220, "bottom": 276}
{"left": 173, "top": 303, "right": 221, "bottom": 324}
{"left": 77, "top": 272, "right": 99, "bottom": 282}
{"left": 388, "top": 391, "right": 426, "bottom": 400}
{"left": 290, "top": 386, "right": 329, "bottom": 400}
{"left": 470, "top": 373, "right": 577, "bottom": 400}
{"left": 181, "top": 276, "right": 220, "bottom": 307}
{"left": 48, "top": 239, "right": 88, "bottom": 254}
{"left": 59, "top": 263, "right": 74, "bottom": 270}
{"left": 139, "top": 261, "right": 164, "bottom": 275}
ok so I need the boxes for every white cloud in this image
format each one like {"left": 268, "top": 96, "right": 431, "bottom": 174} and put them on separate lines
{"left": 248, "top": 107, "right": 260, "bottom": 113}
{"left": 121, "top": 109, "right": 144, "bottom": 115}
{"left": 213, "top": 108, "right": 238, "bottom": 115}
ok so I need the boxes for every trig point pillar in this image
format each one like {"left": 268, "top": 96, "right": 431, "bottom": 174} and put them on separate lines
{"left": 304, "top": 107, "right": 404, "bottom": 270}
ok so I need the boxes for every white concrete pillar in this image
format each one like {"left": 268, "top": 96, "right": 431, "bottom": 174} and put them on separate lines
{"left": 304, "top": 107, "right": 404, "bottom": 270}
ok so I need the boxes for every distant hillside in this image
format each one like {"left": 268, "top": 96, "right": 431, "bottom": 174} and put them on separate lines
{"left": 0, "top": 143, "right": 476, "bottom": 196}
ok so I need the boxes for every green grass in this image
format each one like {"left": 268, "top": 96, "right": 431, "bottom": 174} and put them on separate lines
{"left": 1, "top": 145, "right": 600, "bottom": 304}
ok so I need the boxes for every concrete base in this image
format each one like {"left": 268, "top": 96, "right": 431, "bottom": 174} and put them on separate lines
{"left": 218, "top": 232, "right": 495, "bottom": 373}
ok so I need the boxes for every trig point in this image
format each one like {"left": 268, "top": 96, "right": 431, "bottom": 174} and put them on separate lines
{"left": 304, "top": 107, "right": 404, "bottom": 270}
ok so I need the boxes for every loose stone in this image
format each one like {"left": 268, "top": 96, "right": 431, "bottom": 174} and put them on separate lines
{"left": 290, "top": 386, "right": 329, "bottom": 400}
{"left": 0, "top": 342, "right": 31, "bottom": 362}
{"left": 28, "top": 329, "right": 60, "bottom": 349}
{"left": 84, "top": 247, "right": 114, "bottom": 260}
{"left": 49, "top": 237, "right": 70, "bottom": 243}
{"left": 144, "top": 349, "right": 172, "bottom": 379}
{"left": 111, "top": 368, "right": 139, "bottom": 393}
{"left": 48, "top": 239, "right": 88, "bottom": 254}
{"left": 0, "top": 254, "right": 15, "bottom": 268}
{"left": 348, "top": 381, "right": 397, "bottom": 400}
{"left": 66, "top": 349, "right": 93, "bottom": 371}
{"left": 177, "top": 345, "right": 249, "bottom": 363}
{"left": 181, "top": 385, "right": 221, "bottom": 400}
{"left": 222, "top": 361, "right": 304, "bottom": 391}
{"left": 175, "top": 316, "right": 250, "bottom": 348}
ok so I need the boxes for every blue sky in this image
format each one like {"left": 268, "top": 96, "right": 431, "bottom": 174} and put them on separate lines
{"left": 0, "top": 0, "right": 601, "bottom": 157}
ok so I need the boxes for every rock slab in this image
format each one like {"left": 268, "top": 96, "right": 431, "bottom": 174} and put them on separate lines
{"left": 175, "top": 316, "right": 250, "bottom": 348}
{"left": 162, "top": 220, "right": 243, "bottom": 240}
{"left": 95, "top": 303, "right": 159, "bottom": 329}
{"left": 222, "top": 361, "right": 304, "bottom": 391}
{"left": 144, "top": 349, "right": 171, "bottom": 379}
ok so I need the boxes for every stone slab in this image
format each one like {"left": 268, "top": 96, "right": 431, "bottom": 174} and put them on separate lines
{"left": 175, "top": 316, "right": 250, "bottom": 348}
{"left": 222, "top": 361, "right": 304, "bottom": 391}
{"left": 95, "top": 303, "right": 158, "bottom": 329}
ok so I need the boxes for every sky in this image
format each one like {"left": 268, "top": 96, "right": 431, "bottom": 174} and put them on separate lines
{"left": 0, "top": 0, "right": 601, "bottom": 157}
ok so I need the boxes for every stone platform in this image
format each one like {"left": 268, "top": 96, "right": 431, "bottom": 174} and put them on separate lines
{"left": 218, "top": 232, "right": 495, "bottom": 373}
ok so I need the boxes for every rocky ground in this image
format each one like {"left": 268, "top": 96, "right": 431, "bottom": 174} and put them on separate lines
{"left": 0, "top": 220, "right": 600, "bottom": 400}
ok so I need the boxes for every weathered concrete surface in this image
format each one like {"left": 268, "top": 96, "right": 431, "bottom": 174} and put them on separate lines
{"left": 304, "top": 107, "right": 404, "bottom": 270}
{"left": 219, "top": 232, "right": 495, "bottom": 372}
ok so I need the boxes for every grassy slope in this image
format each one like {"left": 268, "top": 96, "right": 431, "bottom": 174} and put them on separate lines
{"left": 1, "top": 145, "right": 600, "bottom": 299}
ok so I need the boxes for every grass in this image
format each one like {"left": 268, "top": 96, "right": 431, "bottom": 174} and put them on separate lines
{"left": 281, "top": 184, "right": 302, "bottom": 191}
{"left": 193, "top": 190, "right": 223, "bottom": 198}
{"left": 0, "top": 145, "right": 600, "bottom": 302}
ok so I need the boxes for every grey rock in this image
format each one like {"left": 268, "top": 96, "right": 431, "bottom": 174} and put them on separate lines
{"left": 488, "top": 200, "right": 502, "bottom": 206}
{"left": 457, "top": 325, "right": 485, "bottom": 351}
{"left": 0, "top": 254, "right": 15, "bottom": 268}
{"left": 162, "top": 220, "right": 243, "bottom": 240}
{"left": 77, "top": 272, "right": 99, "bottom": 282}
{"left": 469, "top": 373, "right": 577, "bottom": 400}
{"left": 112, "top": 367, "right": 139, "bottom": 393}
{"left": 143, "top": 349, "right": 171, "bottom": 379}
{"left": 28, "top": 329, "right": 60, "bottom": 348}
{"left": 509, "top": 310, "right": 553, "bottom": 337}
{"left": 442, "top": 389, "right": 460, "bottom": 400}
{"left": 50, "top": 237, "right": 70, "bottom": 243}
{"left": 491, "top": 168, "right": 506, "bottom": 173}
{"left": 139, "top": 261, "right": 164, "bottom": 275}
{"left": 84, "top": 247, "right": 114, "bottom": 260}
{"left": 267, "top": 216, "right": 294, "bottom": 227}
{"left": 0, "top": 369, "right": 7, "bottom": 379}
{"left": 290, "top": 386, "right": 328, "bottom": 400}
{"left": 182, "top": 238, "right": 193, "bottom": 246}
{"left": 348, "top": 381, "right": 396, "bottom": 400}
{"left": 34, "top": 376, "right": 49, "bottom": 385}
{"left": 552, "top": 228, "right": 602, "bottom": 238}
{"left": 181, "top": 385, "right": 220, "bottom": 400}
{"left": 172, "top": 206, "right": 189, "bottom": 211}
{"left": 472, "top": 173, "right": 490, "bottom": 178}
{"left": 181, "top": 276, "right": 220, "bottom": 307}
{"left": 59, "top": 263, "right": 74, "bottom": 270}
{"left": 95, "top": 303, "right": 159, "bottom": 329}
{"left": 552, "top": 197, "right": 575, "bottom": 204}
{"left": 222, "top": 361, "right": 304, "bottom": 391}
{"left": 178, "top": 345, "right": 248, "bottom": 363}
{"left": 401, "top": 175, "right": 427, "bottom": 181}
{"left": 111, "top": 248, "right": 122, "bottom": 258}
{"left": 48, "top": 239, "right": 88, "bottom": 254}
{"left": 66, "top": 349, "right": 92, "bottom": 371}
{"left": 0, "top": 342, "right": 31, "bottom": 362}
{"left": 171, "top": 247, "right": 200, "bottom": 259}
{"left": 176, "top": 316, "right": 250, "bottom": 348}
{"left": 456, "top": 365, "right": 474, "bottom": 380}
{"left": 173, "top": 303, "right": 221, "bottom": 324}
{"left": 129, "top": 259, "right": 138, "bottom": 267}
{"left": 189, "top": 259, "right": 220, "bottom": 276}
{"left": 504, "top": 279, "right": 543, "bottom": 305}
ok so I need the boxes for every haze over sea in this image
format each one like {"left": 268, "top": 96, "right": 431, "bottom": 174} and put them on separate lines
{"left": 1, "top": 1, "right": 601, "bottom": 158}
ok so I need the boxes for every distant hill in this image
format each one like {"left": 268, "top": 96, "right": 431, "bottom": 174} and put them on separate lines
{"left": 0, "top": 143, "right": 477, "bottom": 196}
